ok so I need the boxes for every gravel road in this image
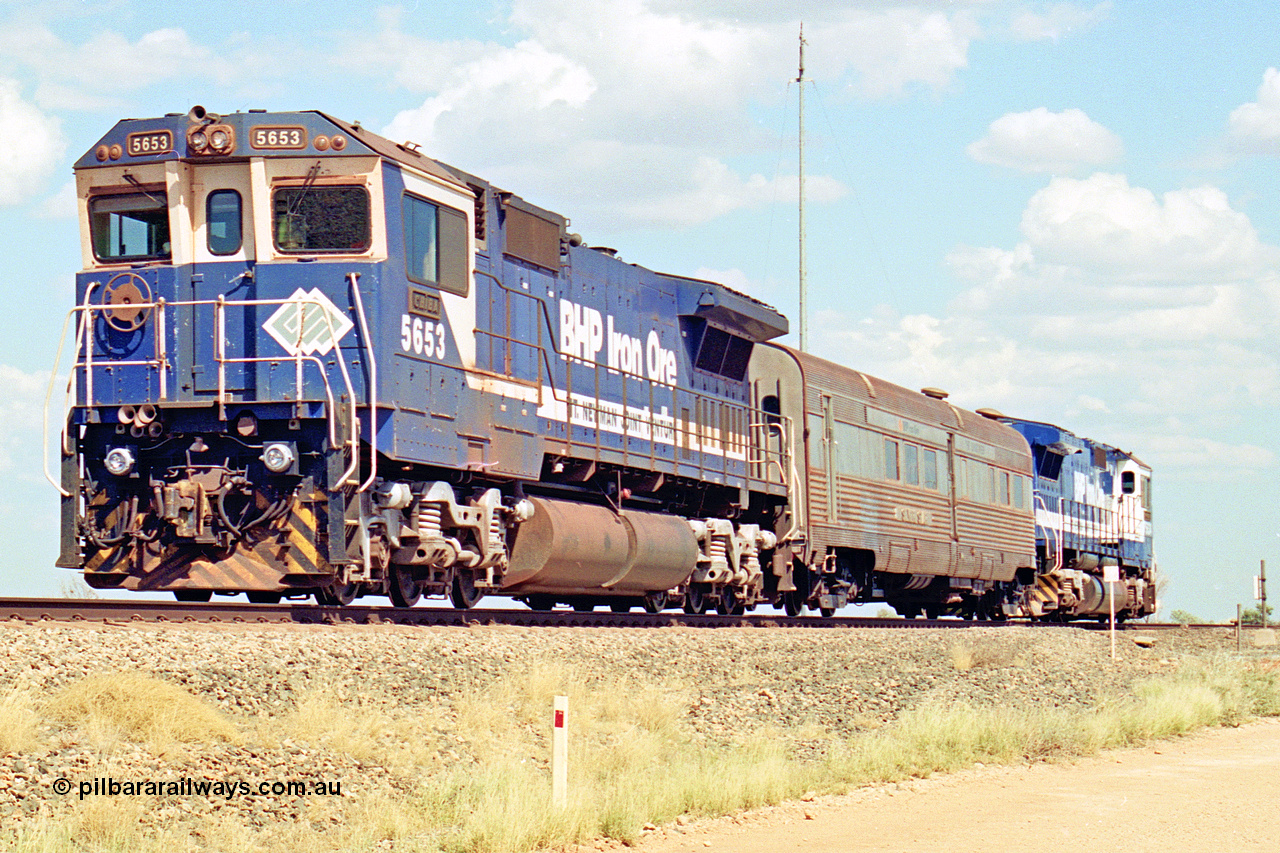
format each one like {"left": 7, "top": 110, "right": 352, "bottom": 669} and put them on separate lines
{"left": 628, "top": 717, "right": 1280, "bottom": 853}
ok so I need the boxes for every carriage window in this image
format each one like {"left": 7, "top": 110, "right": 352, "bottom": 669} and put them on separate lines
{"left": 903, "top": 443, "right": 919, "bottom": 486}
{"left": 273, "top": 185, "right": 370, "bottom": 253}
{"left": 922, "top": 448, "right": 938, "bottom": 490}
{"left": 89, "top": 191, "right": 170, "bottom": 261}
{"left": 999, "top": 471, "right": 1011, "bottom": 505}
{"left": 404, "top": 194, "right": 469, "bottom": 296}
{"left": 1121, "top": 471, "right": 1136, "bottom": 494}
{"left": 884, "top": 438, "right": 899, "bottom": 480}
{"left": 206, "top": 190, "right": 242, "bottom": 255}
{"left": 1012, "top": 474, "right": 1025, "bottom": 509}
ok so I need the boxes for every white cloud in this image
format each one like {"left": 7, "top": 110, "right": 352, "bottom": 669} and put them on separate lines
{"left": 967, "top": 107, "right": 1122, "bottom": 173}
{"left": 37, "top": 179, "right": 76, "bottom": 219}
{"left": 0, "top": 24, "right": 230, "bottom": 110}
{"left": 0, "top": 78, "right": 65, "bottom": 206}
{"left": 0, "top": 363, "right": 51, "bottom": 478}
{"left": 815, "top": 173, "right": 1280, "bottom": 484}
{"left": 618, "top": 163, "right": 845, "bottom": 228}
{"left": 1139, "top": 435, "right": 1276, "bottom": 474}
{"left": 383, "top": 40, "right": 596, "bottom": 149}
{"left": 1018, "top": 173, "right": 1278, "bottom": 281}
{"left": 374, "top": 1, "right": 981, "bottom": 230}
{"left": 823, "top": 8, "right": 978, "bottom": 98}
{"left": 1009, "top": 2, "right": 1112, "bottom": 41}
{"left": 1226, "top": 67, "right": 1280, "bottom": 154}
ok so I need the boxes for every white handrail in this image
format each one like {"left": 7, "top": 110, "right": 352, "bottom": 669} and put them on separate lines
{"left": 46, "top": 291, "right": 364, "bottom": 493}
{"left": 348, "top": 272, "right": 378, "bottom": 493}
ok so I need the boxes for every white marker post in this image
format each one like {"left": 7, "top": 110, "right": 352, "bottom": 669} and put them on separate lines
{"left": 1104, "top": 564, "right": 1120, "bottom": 661}
{"left": 552, "top": 695, "right": 568, "bottom": 808}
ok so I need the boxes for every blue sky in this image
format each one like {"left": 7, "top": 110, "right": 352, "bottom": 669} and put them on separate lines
{"left": 0, "top": 1, "right": 1276, "bottom": 618}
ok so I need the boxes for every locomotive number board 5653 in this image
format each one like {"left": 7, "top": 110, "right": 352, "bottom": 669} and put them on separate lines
{"left": 250, "top": 126, "right": 308, "bottom": 150}
{"left": 126, "top": 131, "right": 173, "bottom": 156}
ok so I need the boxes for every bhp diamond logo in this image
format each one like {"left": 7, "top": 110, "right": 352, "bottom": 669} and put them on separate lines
{"left": 263, "top": 288, "right": 354, "bottom": 356}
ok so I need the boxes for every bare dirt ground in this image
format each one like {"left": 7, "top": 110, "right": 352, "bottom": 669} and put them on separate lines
{"left": 627, "top": 718, "right": 1280, "bottom": 853}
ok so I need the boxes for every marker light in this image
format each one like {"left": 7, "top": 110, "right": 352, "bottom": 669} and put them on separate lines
{"left": 262, "top": 442, "right": 295, "bottom": 473}
{"left": 104, "top": 447, "right": 136, "bottom": 477}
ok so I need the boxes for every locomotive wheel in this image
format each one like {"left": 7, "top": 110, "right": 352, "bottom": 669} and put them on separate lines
{"left": 610, "top": 601, "right": 632, "bottom": 613}
{"left": 682, "top": 585, "right": 708, "bottom": 615}
{"left": 819, "top": 606, "right": 835, "bottom": 618}
{"left": 316, "top": 580, "right": 358, "bottom": 606}
{"left": 387, "top": 564, "right": 422, "bottom": 608}
{"left": 526, "top": 595, "right": 555, "bottom": 611}
{"left": 449, "top": 569, "right": 484, "bottom": 609}
{"left": 782, "top": 589, "right": 803, "bottom": 617}
{"left": 246, "top": 592, "right": 282, "bottom": 604}
{"left": 642, "top": 591, "right": 668, "bottom": 613}
{"left": 173, "top": 590, "right": 212, "bottom": 602}
{"left": 572, "top": 601, "right": 595, "bottom": 612}
{"left": 717, "top": 592, "right": 745, "bottom": 616}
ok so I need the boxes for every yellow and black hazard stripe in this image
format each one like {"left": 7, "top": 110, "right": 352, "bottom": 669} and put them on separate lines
{"left": 84, "top": 496, "right": 332, "bottom": 591}
{"left": 1029, "top": 571, "right": 1061, "bottom": 610}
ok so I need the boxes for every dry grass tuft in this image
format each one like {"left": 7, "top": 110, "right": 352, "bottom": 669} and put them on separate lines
{"left": 949, "top": 639, "right": 1023, "bottom": 672}
{"left": 46, "top": 672, "right": 239, "bottom": 747}
{"left": 0, "top": 686, "right": 40, "bottom": 753}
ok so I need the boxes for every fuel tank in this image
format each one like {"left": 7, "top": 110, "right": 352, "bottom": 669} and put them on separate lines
{"left": 502, "top": 497, "right": 698, "bottom": 596}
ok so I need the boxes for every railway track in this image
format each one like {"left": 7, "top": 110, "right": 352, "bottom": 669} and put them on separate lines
{"left": 0, "top": 597, "right": 1229, "bottom": 630}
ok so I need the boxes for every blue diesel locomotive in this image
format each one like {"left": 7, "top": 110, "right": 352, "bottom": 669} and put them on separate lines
{"left": 49, "top": 107, "right": 1153, "bottom": 620}
{"left": 1001, "top": 418, "right": 1156, "bottom": 621}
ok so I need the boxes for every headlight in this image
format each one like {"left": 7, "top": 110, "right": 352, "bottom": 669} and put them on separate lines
{"left": 189, "top": 130, "right": 208, "bottom": 152}
{"left": 210, "top": 128, "right": 230, "bottom": 151}
{"left": 104, "top": 447, "right": 136, "bottom": 477}
{"left": 261, "top": 442, "right": 295, "bottom": 473}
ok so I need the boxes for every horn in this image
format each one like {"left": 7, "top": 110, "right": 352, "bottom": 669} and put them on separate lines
{"left": 188, "top": 105, "right": 207, "bottom": 122}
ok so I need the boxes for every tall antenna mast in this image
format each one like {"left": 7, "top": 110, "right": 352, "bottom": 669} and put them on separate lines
{"left": 796, "top": 24, "right": 809, "bottom": 352}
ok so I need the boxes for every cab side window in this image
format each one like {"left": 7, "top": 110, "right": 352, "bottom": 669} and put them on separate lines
{"left": 404, "top": 193, "right": 469, "bottom": 296}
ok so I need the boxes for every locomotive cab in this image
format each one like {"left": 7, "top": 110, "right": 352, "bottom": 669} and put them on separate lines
{"left": 57, "top": 109, "right": 485, "bottom": 603}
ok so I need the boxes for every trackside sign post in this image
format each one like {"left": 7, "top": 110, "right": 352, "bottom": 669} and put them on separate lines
{"left": 1105, "top": 564, "right": 1120, "bottom": 661}
{"left": 553, "top": 695, "right": 568, "bottom": 808}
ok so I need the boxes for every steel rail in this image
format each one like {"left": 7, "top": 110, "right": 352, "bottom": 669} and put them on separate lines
{"left": 0, "top": 597, "right": 1228, "bottom": 631}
